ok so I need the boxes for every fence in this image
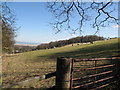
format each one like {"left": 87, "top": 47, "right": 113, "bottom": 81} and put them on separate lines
{"left": 55, "top": 56, "right": 120, "bottom": 89}
{"left": 6, "top": 56, "right": 119, "bottom": 89}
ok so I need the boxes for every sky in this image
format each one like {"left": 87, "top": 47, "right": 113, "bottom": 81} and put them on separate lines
{"left": 6, "top": 2, "right": 119, "bottom": 44}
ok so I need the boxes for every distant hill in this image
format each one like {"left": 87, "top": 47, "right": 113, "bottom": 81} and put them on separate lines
{"left": 36, "top": 35, "right": 105, "bottom": 50}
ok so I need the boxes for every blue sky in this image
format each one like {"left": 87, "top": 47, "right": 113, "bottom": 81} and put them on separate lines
{"left": 6, "top": 2, "right": 118, "bottom": 43}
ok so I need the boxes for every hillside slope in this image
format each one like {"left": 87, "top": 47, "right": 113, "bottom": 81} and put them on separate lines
{"left": 17, "top": 38, "right": 119, "bottom": 60}
{"left": 3, "top": 38, "right": 119, "bottom": 88}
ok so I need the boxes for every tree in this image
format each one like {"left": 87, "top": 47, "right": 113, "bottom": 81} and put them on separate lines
{"left": 2, "top": 3, "right": 17, "bottom": 53}
{"left": 47, "top": 0, "right": 119, "bottom": 34}
{"left": 36, "top": 35, "right": 104, "bottom": 50}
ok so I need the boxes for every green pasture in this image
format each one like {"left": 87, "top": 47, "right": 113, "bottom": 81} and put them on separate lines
{"left": 2, "top": 38, "right": 119, "bottom": 88}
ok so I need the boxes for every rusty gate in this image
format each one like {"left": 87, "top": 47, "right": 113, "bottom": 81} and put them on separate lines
{"left": 56, "top": 56, "right": 120, "bottom": 89}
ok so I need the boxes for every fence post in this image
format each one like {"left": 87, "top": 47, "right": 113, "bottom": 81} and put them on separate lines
{"left": 56, "top": 57, "right": 72, "bottom": 90}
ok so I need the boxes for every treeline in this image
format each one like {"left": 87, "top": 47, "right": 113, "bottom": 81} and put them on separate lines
{"left": 14, "top": 45, "right": 36, "bottom": 53}
{"left": 36, "top": 35, "right": 105, "bottom": 50}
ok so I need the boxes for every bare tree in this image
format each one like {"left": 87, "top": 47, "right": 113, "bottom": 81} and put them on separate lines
{"left": 47, "top": 0, "right": 119, "bottom": 34}
{"left": 2, "top": 2, "right": 18, "bottom": 53}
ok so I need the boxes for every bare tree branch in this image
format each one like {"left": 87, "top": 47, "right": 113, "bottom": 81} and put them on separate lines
{"left": 47, "top": 0, "right": 119, "bottom": 35}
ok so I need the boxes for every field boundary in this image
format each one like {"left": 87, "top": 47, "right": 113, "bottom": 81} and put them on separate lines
{"left": 3, "top": 72, "right": 56, "bottom": 88}
{"left": 3, "top": 56, "right": 120, "bottom": 89}
{"left": 55, "top": 57, "right": 120, "bottom": 89}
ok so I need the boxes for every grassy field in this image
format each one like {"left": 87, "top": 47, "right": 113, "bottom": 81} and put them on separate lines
{"left": 2, "top": 38, "right": 119, "bottom": 88}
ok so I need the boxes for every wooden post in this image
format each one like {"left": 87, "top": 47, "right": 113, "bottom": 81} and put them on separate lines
{"left": 70, "top": 59, "right": 74, "bottom": 90}
{"left": 56, "top": 57, "right": 72, "bottom": 90}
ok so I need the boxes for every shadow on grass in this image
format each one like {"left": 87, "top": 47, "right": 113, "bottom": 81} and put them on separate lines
{"left": 36, "top": 42, "right": 119, "bottom": 61}
{"left": 36, "top": 41, "right": 120, "bottom": 88}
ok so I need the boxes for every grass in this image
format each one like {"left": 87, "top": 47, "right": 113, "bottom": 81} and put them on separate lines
{"left": 2, "top": 38, "right": 119, "bottom": 88}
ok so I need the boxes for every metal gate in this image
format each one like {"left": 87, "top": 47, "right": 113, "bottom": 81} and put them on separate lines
{"left": 70, "top": 57, "right": 120, "bottom": 89}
